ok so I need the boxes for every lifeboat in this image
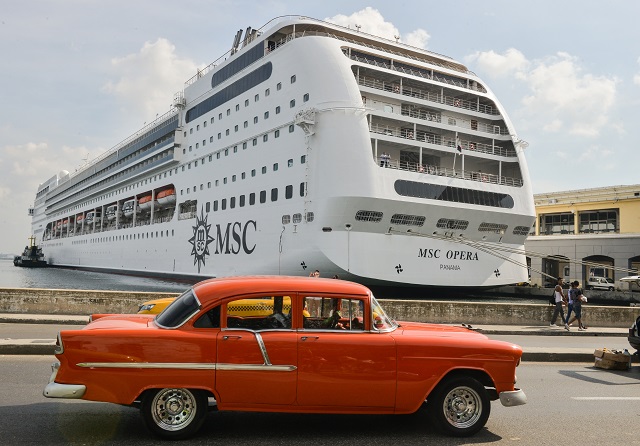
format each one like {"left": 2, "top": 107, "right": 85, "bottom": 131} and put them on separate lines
{"left": 122, "top": 199, "right": 138, "bottom": 218}
{"left": 85, "top": 211, "right": 101, "bottom": 225}
{"left": 105, "top": 205, "right": 121, "bottom": 221}
{"left": 75, "top": 215, "right": 84, "bottom": 226}
{"left": 156, "top": 188, "right": 176, "bottom": 207}
{"left": 138, "top": 194, "right": 157, "bottom": 212}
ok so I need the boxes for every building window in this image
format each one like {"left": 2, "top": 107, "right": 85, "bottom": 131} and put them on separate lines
{"left": 540, "top": 213, "right": 574, "bottom": 235}
{"left": 579, "top": 209, "right": 618, "bottom": 234}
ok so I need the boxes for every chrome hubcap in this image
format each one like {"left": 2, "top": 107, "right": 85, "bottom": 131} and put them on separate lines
{"left": 442, "top": 386, "right": 482, "bottom": 428}
{"left": 151, "top": 388, "right": 197, "bottom": 431}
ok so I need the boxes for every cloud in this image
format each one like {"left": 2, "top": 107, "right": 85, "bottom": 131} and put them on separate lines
{"left": 102, "top": 38, "right": 201, "bottom": 120}
{"left": 468, "top": 50, "right": 618, "bottom": 137}
{"left": 465, "top": 48, "right": 529, "bottom": 79}
{"left": 326, "top": 7, "right": 430, "bottom": 48}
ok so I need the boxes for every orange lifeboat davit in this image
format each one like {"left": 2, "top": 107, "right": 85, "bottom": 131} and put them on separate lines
{"left": 156, "top": 188, "right": 176, "bottom": 207}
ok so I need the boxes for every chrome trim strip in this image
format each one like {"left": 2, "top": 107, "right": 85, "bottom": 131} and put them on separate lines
{"left": 75, "top": 362, "right": 296, "bottom": 371}
{"left": 253, "top": 332, "right": 271, "bottom": 365}
{"left": 499, "top": 389, "right": 527, "bottom": 407}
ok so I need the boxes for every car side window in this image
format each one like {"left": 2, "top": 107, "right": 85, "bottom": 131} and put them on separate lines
{"left": 303, "top": 297, "right": 365, "bottom": 330}
{"left": 193, "top": 305, "right": 221, "bottom": 328}
{"left": 225, "top": 296, "right": 292, "bottom": 330}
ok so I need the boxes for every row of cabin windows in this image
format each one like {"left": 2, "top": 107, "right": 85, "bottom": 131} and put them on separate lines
{"left": 203, "top": 183, "right": 306, "bottom": 213}
{"left": 186, "top": 124, "right": 296, "bottom": 154}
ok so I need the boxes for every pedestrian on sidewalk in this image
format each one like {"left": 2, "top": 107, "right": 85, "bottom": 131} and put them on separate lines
{"left": 566, "top": 281, "right": 576, "bottom": 323}
{"left": 567, "top": 281, "right": 587, "bottom": 330}
{"left": 550, "top": 277, "right": 569, "bottom": 330}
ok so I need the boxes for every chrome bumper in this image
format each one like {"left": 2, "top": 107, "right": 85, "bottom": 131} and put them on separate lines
{"left": 499, "top": 389, "right": 527, "bottom": 407}
{"left": 43, "top": 362, "right": 86, "bottom": 399}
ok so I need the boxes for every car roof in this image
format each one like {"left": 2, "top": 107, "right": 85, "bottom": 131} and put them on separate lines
{"left": 192, "top": 276, "right": 372, "bottom": 302}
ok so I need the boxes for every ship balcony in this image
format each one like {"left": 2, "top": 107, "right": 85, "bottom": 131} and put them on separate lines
{"left": 356, "top": 73, "right": 499, "bottom": 117}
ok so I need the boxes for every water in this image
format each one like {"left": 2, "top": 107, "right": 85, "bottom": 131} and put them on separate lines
{"left": 0, "top": 259, "right": 191, "bottom": 292}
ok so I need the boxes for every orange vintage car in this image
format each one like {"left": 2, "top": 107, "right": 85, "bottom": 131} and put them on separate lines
{"left": 44, "top": 276, "right": 526, "bottom": 439}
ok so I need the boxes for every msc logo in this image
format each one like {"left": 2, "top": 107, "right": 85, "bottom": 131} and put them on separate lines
{"left": 188, "top": 208, "right": 257, "bottom": 272}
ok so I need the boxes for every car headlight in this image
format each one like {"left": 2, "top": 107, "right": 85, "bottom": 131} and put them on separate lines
{"left": 138, "top": 304, "right": 156, "bottom": 312}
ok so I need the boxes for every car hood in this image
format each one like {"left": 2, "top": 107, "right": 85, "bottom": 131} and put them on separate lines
{"left": 397, "top": 321, "right": 489, "bottom": 339}
{"left": 85, "top": 314, "right": 156, "bottom": 330}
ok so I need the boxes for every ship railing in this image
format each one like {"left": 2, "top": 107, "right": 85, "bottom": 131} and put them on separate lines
{"left": 357, "top": 74, "right": 498, "bottom": 116}
{"left": 377, "top": 158, "right": 523, "bottom": 187}
{"left": 369, "top": 124, "right": 516, "bottom": 158}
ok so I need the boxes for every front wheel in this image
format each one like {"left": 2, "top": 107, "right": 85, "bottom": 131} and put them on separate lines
{"left": 608, "top": 287, "right": 614, "bottom": 291}
{"left": 141, "top": 388, "right": 208, "bottom": 440}
{"left": 427, "top": 376, "right": 491, "bottom": 437}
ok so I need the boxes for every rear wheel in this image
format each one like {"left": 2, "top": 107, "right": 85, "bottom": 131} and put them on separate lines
{"left": 427, "top": 376, "right": 491, "bottom": 437}
{"left": 141, "top": 388, "right": 208, "bottom": 440}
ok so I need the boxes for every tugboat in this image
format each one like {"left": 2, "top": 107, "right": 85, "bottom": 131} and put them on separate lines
{"left": 13, "top": 236, "right": 47, "bottom": 267}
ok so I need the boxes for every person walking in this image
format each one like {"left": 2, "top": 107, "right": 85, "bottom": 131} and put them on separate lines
{"left": 550, "top": 277, "right": 569, "bottom": 331}
{"left": 565, "top": 281, "right": 576, "bottom": 324}
{"left": 567, "top": 281, "right": 587, "bottom": 330}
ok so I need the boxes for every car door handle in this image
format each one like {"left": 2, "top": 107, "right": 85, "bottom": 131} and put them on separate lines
{"left": 300, "top": 336, "right": 319, "bottom": 341}
{"left": 223, "top": 335, "right": 242, "bottom": 340}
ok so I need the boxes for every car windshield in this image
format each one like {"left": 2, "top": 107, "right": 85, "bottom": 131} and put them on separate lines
{"left": 370, "top": 295, "right": 398, "bottom": 331}
{"left": 155, "top": 288, "right": 201, "bottom": 329}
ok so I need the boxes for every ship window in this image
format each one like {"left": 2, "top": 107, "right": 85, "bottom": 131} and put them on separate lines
{"left": 293, "top": 213, "right": 302, "bottom": 223}
{"left": 182, "top": 166, "right": 185, "bottom": 172}
{"left": 244, "top": 121, "right": 248, "bottom": 128}
{"left": 288, "top": 159, "right": 293, "bottom": 167}
{"left": 273, "top": 163, "right": 278, "bottom": 171}
{"left": 355, "top": 211, "right": 383, "bottom": 222}
{"left": 300, "top": 182, "right": 305, "bottom": 196}
{"left": 260, "top": 190, "right": 266, "bottom": 204}
{"left": 277, "top": 82, "right": 282, "bottom": 91}
{"left": 394, "top": 180, "right": 515, "bottom": 209}
{"left": 305, "top": 212, "right": 314, "bottom": 222}
{"left": 384, "top": 105, "right": 393, "bottom": 113}
{"left": 217, "top": 153, "right": 221, "bottom": 159}
{"left": 200, "top": 184, "right": 203, "bottom": 190}
{"left": 245, "top": 99, "right": 249, "bottom": 107}
{"left": 303, "top": 93, "right": 309, "bottom": 102}
{"left": 251, "top": 169, "right": 256, "bottom": 177}
{"left": 253, "top": 138, "right": 258, "bottom": 146}
{"left": 197, "top": 125, "right": 200, "bottom": 130}
{"left": 240, "top": 195, "right": 245, "bottom": 207}
{"left": 249, "top": 193, "right": 255, "bottom": 205}
{"left": 235, "top": 125, "right": 238, "bottom": 132}
{"left": 230, "top": 197, "right": 236, "bottom": 208}
{"left": 214, "top": 200, "right": 218, "bottom": 211}
{"left": 436, "top": 218, "right": 469, "bottom": 230}
{"left": 291, "top": 75, "right": 296, "bottom": 84}
{"left": 263, "top": 134, "right": 268, "bottom": 142}
{"left": 196, "top": 143, "right": 199, "bottom": 149}
{"left": 221, "top": 199, "right": 227, "bottom": 210}
{"left": 211, "top": 117, "right": 214, "bottom": 124}
{"left": 190, "top": 128, "right": 193, "bottom": 134}
{"left": 184, "top": 131, "right": 187, "bottom": 137}
{"left": 236, "top": 104, "right": 240, "bottom": 111}
{"left": 290, "top": 99, "right": 295, "bottom": 108}
{"left": 282, "top": 215, "right": 290, "bottom": 224}
{"left": 202, "top": 139, "right": 206, "bottom": 146}
{"left": 218, "top": 133, "right": 221, "bottom": 139}
{"left": 226, "top": 129, "right": 229, "bottom": 136}
{"left": 391, "top": 214, "right": 425, "bottom": 226}
{"left": 275, "top": 130, "right": 280, "bottom": 138}
{"left": 241, "top": 172, "right": 246, "bottom": 179}
{"left": 206, "top": 202, "right": 210, "bottom": 212}
{"left": 276, "top": 106, "right": 280, "bottom": 114}
{"left": 289, "top": 125, "right": 294, "bottom": 133}
{"left": 219, "top": 113, "right": 222, "bottom": 120}
{"left": 227, "top": 108, "right": 230, "bottom": 116}
{"left": 233, "top": 145, "right": 238, "bottom": 153}
{"left": 225, "top": 149, "right": 229, "bottom": 156}
{"left": 265, "top": 88, "right": 270, "bottom": 96}
{"left": 243, "top": 142, "right": 247, "bottom": 149}
{"left": 195, "top": 160, "right": 198, "bottom": 167}
{"left": 301, "top": 155, "right": 306, "bottom": 163}
{"left": 223, "top": 177, "right": 227, "bottom": 184}
{"left": 232, "top": 175, "right": 236, "bottom": 182}
{"left": 254, "top": 94, "right": 259, "bottom": 102}
{"left": 271, "top": 188, "right": 278, "bottom": 202}
{"left": 262, "top": 166, "right": 267, "bottom": 174}
{"left": 513, "top": 226, "right": 531, "bottom": 236}
{"left": 183, "top": 148, "right": 186, "bottom": 154}
{"left": 285, "top": 185, "right": 293, "bottom": 199}
{"left": 215, "top": 180, "right": 219, "bottom": 186}
{"left": 208, "top": 182, "right": 211, "bottom": 188}
{"left": 478, "top": 223, "right": 508, "bottom": 234}
{"left": 264, "top": 111, "right": 269, "bottom": 120}
{"left": 209, "top": 155, "right": 212, "bottom": 161}
{"left": 210, "top": 136, "right": 213, "bottom": 143}
{"left": 254, "top": 116, "right": 258, "bottom": 124}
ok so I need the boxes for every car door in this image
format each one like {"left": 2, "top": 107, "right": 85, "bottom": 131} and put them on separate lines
{"left": 296, "top": 295, "right": 397, "bottom": 408}
{"left": 215, "top": 294, "right": 297, "bottom": 406}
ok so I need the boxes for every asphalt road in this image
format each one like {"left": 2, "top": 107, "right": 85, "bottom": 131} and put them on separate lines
{"left": 2, "top": 356, "right": 639, "bottom": 445}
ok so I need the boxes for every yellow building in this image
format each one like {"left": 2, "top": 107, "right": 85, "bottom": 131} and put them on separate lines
{"left": 526, "top": 184, "right": 640, "bottom": 288}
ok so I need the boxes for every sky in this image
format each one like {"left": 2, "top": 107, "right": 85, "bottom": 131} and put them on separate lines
{"left": 1, "top": 0, "right": 638, "bottom": 254}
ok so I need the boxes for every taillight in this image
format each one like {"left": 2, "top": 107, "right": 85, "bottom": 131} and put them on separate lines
{"left": 54, "top": 332, "right": 64, "bottom": 355}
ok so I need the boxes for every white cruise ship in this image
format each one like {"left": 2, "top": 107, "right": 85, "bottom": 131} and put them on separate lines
{"left": 29, "top": 16, "right": 535, "bottom": 288}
